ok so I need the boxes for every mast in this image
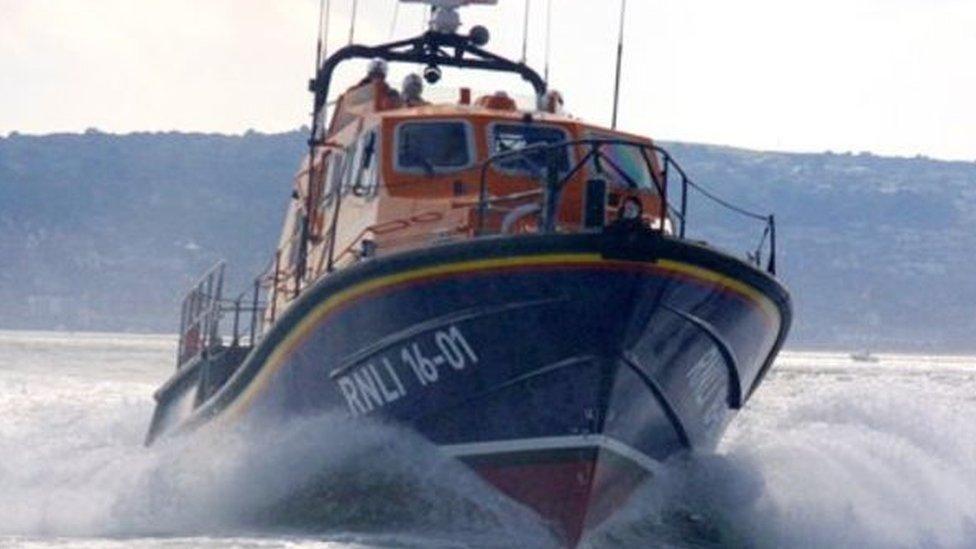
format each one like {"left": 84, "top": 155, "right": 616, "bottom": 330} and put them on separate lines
{"left": 543, "top": 0, "right": 552, "bottom": 82}
{"left": 389, "top": 0, "right": 401, "bottom": 39}
{"left": 611, "top": 0, "right": 627, "bottom": 129}
{"left": 348, "top": 0, "right": 359, "bottom": 44}
{"left": 296, "top": 0, "right": 334, "bottom": 292}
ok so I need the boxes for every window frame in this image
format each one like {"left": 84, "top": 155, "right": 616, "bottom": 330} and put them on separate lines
{"left": 393, "top": 118, "right": 477, "bottom": 176}
{"left": 342, "top": 136, "right": 365, "bottom": 194}
{"left": 320, "top": 148, "right": 346, "bottom": 208}
{"left": 486, "top": 121, "right": 575, "bottom": 178}
{"left": 353, "top": 130, "right": 381, "bottom": 198}
{"left": 584, "top": 131, "right": 657, "bottom": 192}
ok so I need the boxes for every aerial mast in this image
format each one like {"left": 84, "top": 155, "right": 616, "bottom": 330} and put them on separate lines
{"left": 611, "top": 0, "right": 627, "bottom": 129}
{"left": 348, "top": 0, "right": 359, "bottom": 44}
{"left": 543, "top": 0, "right": 553, "bottom": 82}
{"left": 315, "top": 0, "right": 327, "bottom": 70}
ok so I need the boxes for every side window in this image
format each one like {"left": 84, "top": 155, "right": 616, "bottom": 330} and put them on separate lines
{"left": 362, "top": 131, "right": 380, "bottom": 195}
{"left": 286, "top": 212, "right": 304, "bottom": 268}
{"left": 342, "top": 140, "right": 363, "bottom": 195}
{"left": 321, "top": 151, "right": 346, "bottom": 207}
{"left": 352, "top": 131, "right": 379, "bottom": 197}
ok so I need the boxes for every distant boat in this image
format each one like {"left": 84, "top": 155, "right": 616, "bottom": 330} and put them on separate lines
{"left": 851, "top": 350, "right": 880, "bottom": 363}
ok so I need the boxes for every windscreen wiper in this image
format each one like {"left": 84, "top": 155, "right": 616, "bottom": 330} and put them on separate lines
{"left": 403, "top": 139, "right": 436, "bottom": 176}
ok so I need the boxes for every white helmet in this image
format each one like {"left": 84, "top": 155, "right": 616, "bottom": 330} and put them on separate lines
{"left": 403, "top": 73, "right": 424, "bottom": 101}
{"left": 367, "top": 58, "right": 388, "bottom": 79}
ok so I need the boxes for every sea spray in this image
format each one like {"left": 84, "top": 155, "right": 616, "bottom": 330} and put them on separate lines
{"left": 117, "top": 414, "right": 556, "bottom": 545}
{"left": 585, "top": 355, "right": 976, "bottom": 548}
{"left": 4, "top": 334, "right": 976, "bottom": 548}
{"left": 0, "top": 332, "right": 556, "bottom": 546}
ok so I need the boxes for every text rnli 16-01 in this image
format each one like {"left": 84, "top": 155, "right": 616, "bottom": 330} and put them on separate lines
{"left": 335, "top": 325, "right": 479, "bottom": 416}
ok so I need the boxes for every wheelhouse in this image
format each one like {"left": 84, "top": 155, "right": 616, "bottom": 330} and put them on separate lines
{"left": 257, "top": 28, "right": 775, "bottom": 330}
{"left": 267, "top": 85, "right": 670, "bottom": 322}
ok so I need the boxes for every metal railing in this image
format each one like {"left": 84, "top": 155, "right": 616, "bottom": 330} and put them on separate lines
{"left": 176, "top": 261, "right": 268, "bottom": 369}
{"left": 476, "top": 138, "right": 777, "bottom": 275}
{"left": 268, "top": 138, "right": 779, "bottom": 335}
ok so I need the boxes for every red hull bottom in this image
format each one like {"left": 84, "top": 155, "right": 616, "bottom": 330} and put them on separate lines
{"left": 453, "top": 442, "right": 653, "bottom": 546}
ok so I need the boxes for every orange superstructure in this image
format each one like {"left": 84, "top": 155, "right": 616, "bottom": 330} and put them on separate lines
{"left": 267, "top": 79, "right": 668, "bottom": 323}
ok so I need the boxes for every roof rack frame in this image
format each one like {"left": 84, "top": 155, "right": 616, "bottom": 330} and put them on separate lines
{"left": 309, "top": 31, "right": 548, "bottom": 127}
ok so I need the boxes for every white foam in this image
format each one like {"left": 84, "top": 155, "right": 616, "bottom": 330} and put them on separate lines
{"left": 3, "top": 331, "right": 975, "bottom": 548}
{"left": 0, "top": 331, "right": 555, "bottom": 547}
{"left": 590, "top": 356, "right": 976, "bottom": 548}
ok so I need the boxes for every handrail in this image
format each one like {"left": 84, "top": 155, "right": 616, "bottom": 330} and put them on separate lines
{"left": 309, "top": 32, "right": 547, "bottom": 125}
{"left": 476, "top": 138, "right": 779, "bottom": 275}
{"left": 176, "top": 261, "right": 225, "bottom": 368}
{"left": 175, "top": 261, "right": 269, "bottom": 369}
{"left": 265, "top": 138, "right": 779, "bottom": 342}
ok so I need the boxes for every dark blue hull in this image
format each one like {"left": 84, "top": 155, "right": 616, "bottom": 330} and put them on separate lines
{"left": 148, "top": 232, "right": 791, "bottom": 544}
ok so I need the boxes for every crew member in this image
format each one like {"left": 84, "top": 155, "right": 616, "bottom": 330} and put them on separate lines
{"left": 402, "top": 73, "right": 428, "bottom": 107}
{"left": 358, "top": 58, "right": 389, "bottom": 86}
{"left": 357, "top": 58, "right": 402, "bottom": 109}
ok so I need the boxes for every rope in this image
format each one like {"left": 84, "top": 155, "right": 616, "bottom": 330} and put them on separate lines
{"left": 521, "top": 0, "right": 531, "bottom": 63}
{"left": 682, "top": 174, "right": 769, "bottom": 221}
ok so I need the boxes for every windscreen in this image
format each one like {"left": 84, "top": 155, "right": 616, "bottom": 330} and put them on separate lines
{"left": 491, "top": 124, "right": 570, "bottom": 175}
{"left": 591, "top": 140, "right": 656, "bottom": 192}
{"left": 397, "top": 121, "right": 471, "bottom": 172}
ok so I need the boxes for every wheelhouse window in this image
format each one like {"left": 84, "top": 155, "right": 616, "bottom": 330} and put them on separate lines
{"left": 322, "top": 150, "right": 346, "bottom": 203}
{"left": 490, "top": 124, "right": 570, "bottom": 175}
{"left": 588, "top": 136, "right": 656, "bottom": 192}
{"left": 343, "top": 138, "right": 364, "bottom": 192}
{"left": 346, "top": 130, "right": 379, "bottom": 196}
{"left": 396, "top": 121, "right": 472, "bottom": 173}
{"left": 357, "top": 131, "right": 379, "bottom": 195}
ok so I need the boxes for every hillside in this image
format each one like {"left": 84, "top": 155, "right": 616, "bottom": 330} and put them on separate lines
{"left": 1, "top": 130, "right": 973, "bottom": 352}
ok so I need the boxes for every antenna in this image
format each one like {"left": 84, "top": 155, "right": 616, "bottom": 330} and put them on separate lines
{"left": 316, "top": 0, "right": 332, "bottom": 69}
{"left": 611, "top": 0, "right": 627, "bottom": 129}
{"left": 348, "top": 0, "right": 359, "bottom": 44}
{"left": 299, "top": 0, "right": 338, "bottom": 293}
{"left": 315, "top": 0, "right": 325, "bottom": 70}
{"left": 521, "top": 0, "right": 531, "bottom": 63}
{"left": 543, "top": 0, "right": 552, "bottom": 82}
{"left": 389, "top": 0, "right": 400, "bottom": 39}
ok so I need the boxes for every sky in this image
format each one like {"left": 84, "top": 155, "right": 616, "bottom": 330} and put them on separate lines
{"left": 1, "top": 0, "right": 974, "bottom": 160}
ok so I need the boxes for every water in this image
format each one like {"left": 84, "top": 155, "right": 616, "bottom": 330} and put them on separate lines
{"left": 1, "top": 331, "right": 975, "bottom": 548}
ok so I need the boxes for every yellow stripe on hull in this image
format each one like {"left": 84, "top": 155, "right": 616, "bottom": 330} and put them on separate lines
{"left": 213, "top": 252, "right": 778, "bottom": 424}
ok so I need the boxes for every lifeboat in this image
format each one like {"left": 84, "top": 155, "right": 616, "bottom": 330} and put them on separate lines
{"left": 146, "top": 2, "right": 792, "bottom": 545}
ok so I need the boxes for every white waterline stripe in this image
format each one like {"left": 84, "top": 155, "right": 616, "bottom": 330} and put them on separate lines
{"left": 440, "top": 434, "right": 661, "bottom": 474}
